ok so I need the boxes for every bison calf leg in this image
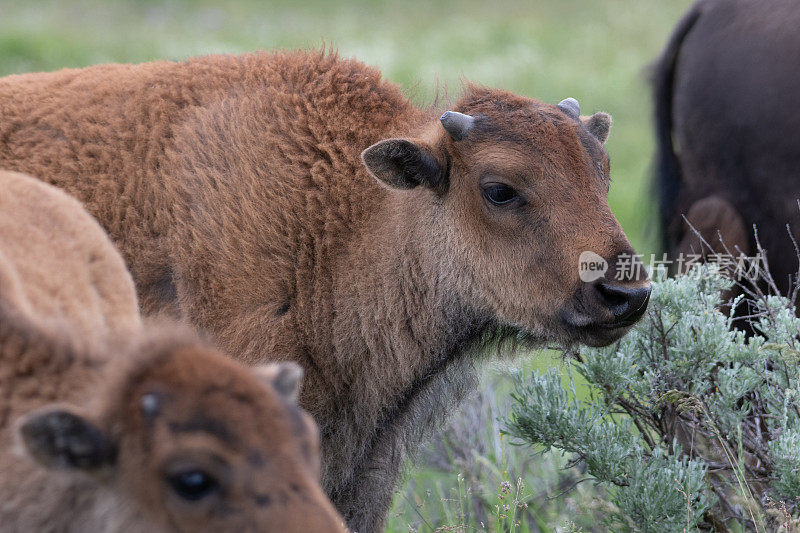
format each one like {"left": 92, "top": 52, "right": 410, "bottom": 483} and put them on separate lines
{"left": 332, "top": 431, "right": 406, "bottom": 533}
{"left": 332, "top": 359, "right": 477, "bottom": 532}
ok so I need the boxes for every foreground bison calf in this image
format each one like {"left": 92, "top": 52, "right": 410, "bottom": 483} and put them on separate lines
{"left": 2, "top": 315, "right": 346, "bottom": 533}
{"left": 0, "top": 50, "right": 650, "bottom": 530}
{"left": 0, "top": 170, "right": 345, "bottom": 532}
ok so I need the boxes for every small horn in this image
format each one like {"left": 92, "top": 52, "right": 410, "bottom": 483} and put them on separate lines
{"left": 557, "top": 98, "right": 580, "bottom": 119}
{"left": 440, "top": 111, "right": 475, "bottom": 141}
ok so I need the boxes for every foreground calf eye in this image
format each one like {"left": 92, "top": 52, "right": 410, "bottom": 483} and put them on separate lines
{"left": 167, "top": 470, "right": 220, "bottom": 501}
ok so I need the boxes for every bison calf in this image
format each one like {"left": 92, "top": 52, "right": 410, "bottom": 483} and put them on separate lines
{"left": 0, "top": 51, "right": 650, "bottom": 530}
{"left": 0, "top": 170, "right": 345, "bottom": 532}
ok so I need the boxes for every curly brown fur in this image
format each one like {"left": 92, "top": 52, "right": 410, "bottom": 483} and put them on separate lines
{"left": 0, "top": 50, "right": 647, "bottom": 531}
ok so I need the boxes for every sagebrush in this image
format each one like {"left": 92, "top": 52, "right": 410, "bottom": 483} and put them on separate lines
{"left": 505, "top": 266, "right": 800, "bottom": 531}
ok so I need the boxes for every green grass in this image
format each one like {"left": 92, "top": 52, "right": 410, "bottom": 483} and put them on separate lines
{"left": 0, "top": 1, "right": 695, "bottom": 529}
{"left": 388, "top": 355, "right": 611, "bottom": 532}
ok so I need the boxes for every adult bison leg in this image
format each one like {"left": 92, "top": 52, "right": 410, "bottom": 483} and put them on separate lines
{"left": 675, "top": 196, "right": 751, "bottom": 317}
{"left": 331, "top": 358, "right": 477, "bottom": 532}
{"left": 674, "top": 196, "right": 749, "bottom": 265}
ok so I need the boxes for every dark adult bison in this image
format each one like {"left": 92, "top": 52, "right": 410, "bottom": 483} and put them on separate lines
{"left": 0, "top": 50, "right": 650, "bottom": 531}
{"left": 655, "top": 0, "right": 800, "bottom": 294}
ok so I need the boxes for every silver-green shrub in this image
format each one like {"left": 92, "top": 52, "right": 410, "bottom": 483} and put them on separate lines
{"left": 505, "top": 266, "right": 800, "bottom": 531}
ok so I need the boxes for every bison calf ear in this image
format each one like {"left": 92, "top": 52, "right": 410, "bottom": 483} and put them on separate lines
{"left": 254, "top": 362, "right": 304, "bottom": 403}
{"left": 581, "top": 112, "right": 612, "bottom": 144}
{"left": 17, "top": 405, "right": 116, "bottom": 472}
{"left": 361, "top": 139, "right": 446, "bottom": 190}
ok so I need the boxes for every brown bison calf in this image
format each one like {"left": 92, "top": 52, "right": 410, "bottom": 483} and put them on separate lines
{"left": 0, "top": 170, "right": 345, "bottom": 532}
{"left": 0, "top": 50, "right": 650, "bottom": 531}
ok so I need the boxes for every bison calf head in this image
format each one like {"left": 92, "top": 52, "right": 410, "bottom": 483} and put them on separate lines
{"left": 17, "top": 333, "right": 345, "bottom": 532}
{"left": 362, "top": 87, "right": 650, "bottom": 347}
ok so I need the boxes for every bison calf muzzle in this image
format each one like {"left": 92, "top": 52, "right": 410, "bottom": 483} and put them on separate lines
{"left": 564, "top": 250, "right": 651, "bottom": 346}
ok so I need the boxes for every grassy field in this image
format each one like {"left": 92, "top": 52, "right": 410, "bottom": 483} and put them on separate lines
{"left": 0, "top": 0, "right": 694, "bottom": 530}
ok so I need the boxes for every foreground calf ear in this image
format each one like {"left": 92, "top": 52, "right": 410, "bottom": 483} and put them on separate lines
{"left": 17, "top": 405, "right": 116, "bottom": 471}
{"left": 253, "top": 362, "right": 304, "bottom": 403}
{"left": 581, "top": 112, "right": 612, "bottom": 144}
{"left": 361, "top": 138, "right": 446, "bottom": 190}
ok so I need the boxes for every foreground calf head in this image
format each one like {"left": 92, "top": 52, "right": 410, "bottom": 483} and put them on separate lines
{"left": 17, "top": 333, "right": 346, "bottom": 532}
{"left": 363, "top": 87, "right": 651, "bottom": 347}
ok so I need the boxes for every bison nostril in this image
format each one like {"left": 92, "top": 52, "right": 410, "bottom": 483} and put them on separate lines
{"left": 595, "top": 281, "right": 652, "bottom": 323}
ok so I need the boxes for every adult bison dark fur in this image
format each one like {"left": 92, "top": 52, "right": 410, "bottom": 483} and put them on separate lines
{"left": 655, "top": 0, "right": 800, "bottom": 295}
{"left": 0, "top": 50, "right": 650, "bottom": 531}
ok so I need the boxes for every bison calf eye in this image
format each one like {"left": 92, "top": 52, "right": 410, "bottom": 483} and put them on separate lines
{"left": 482, "top": 183, "right": 518, "bottom": 206}
{"left": 167, "top": 469, "right": 220, "bottom": 501}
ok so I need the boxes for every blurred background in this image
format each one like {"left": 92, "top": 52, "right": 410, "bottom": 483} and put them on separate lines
{"left": 0, "top": 0, "right": 694, "bottom": 529}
